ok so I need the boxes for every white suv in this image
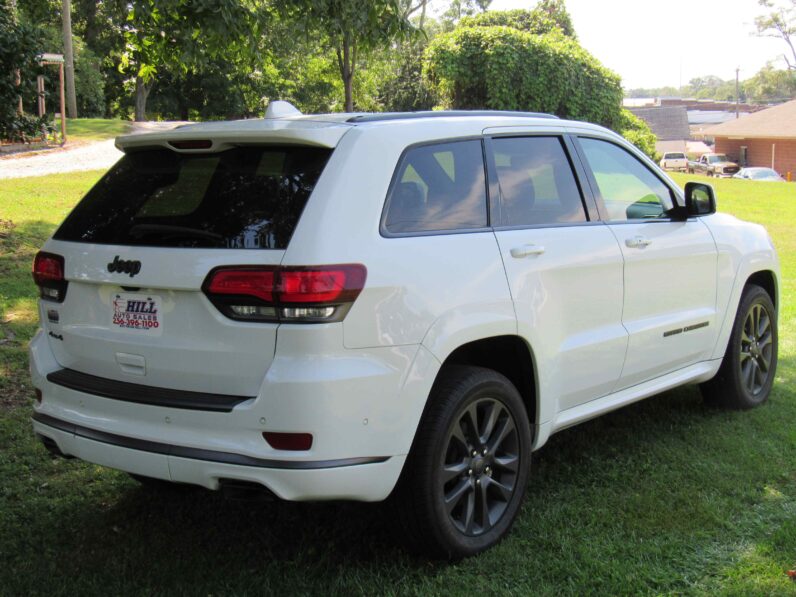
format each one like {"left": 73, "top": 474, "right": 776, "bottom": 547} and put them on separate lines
{"left": 30, "top": 106, "right": 779, "bottom": 559}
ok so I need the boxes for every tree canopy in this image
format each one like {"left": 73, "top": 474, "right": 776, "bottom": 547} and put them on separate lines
{"left": 756, "top": 0, "right": 796, "bottom": 70}
{"left": 0, "top": 0, "right": 51, "bottom": 141}
{"left": 6, "top": 0, "right": 661, "bottom": 156}
{"left": 424, "top": 26, "right": 623, "bottom": 128}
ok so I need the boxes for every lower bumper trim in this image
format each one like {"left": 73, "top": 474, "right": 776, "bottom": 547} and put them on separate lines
{"left": 32, "top": 412, "right": 390, "bottom": 470}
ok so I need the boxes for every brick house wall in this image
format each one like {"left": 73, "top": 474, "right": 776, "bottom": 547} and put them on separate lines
{"left": 714, "top": 137, "right": 796, "bottom": 178}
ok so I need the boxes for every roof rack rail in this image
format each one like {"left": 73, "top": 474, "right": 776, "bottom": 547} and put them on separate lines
{"left": 346, "top": 110, "right": 559, "bottom": 123}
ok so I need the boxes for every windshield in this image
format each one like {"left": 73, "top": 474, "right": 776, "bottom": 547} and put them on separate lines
{"left": 54, "top": 146, "right": 332, "bottom": 249}
{"left": 708, "top": 155, "right": 728, "bottom": 164}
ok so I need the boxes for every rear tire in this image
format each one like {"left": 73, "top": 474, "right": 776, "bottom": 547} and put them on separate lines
{"left": 701, "top": 284, "right": 777, "bottom": 409}
{"left": 390, "top": 365, "right": 532, "bottom": 559}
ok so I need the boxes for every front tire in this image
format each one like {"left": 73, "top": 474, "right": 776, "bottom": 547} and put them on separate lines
{"left": 701, "top": 284, "right": 777, "bottom": 409}
{"left": 391, "top": 366, "right": 532, "bottom": 559}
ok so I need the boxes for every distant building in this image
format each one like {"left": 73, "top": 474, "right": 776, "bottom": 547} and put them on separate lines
{"left": 627, "top": 106, "right": 690, "bottom": 154}
{"left": 704, "top": 99, "right": 796, "bottom": 176}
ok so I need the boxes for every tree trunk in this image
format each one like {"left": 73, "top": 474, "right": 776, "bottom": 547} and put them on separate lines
{"left": 134, "top": 77, "right": 151, "bottom": 122}
{"left": 61, "top": 0, "right": 78, "bottom": 118}
{"left": 337, "top": 34, "right": 355, "bottom": 112}
{"left": 81, "top": 0, "right": 99, "bottom": 49}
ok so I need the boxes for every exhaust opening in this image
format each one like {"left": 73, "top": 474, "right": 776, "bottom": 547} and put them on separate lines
{"left": 218, "top": 479, "right": 278, "bottom": 502}
{"left": 37, "top": 434, "right": 73, "bottom": 459}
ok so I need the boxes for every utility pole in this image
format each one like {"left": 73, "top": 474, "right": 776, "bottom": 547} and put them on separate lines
{"left": 735, "top": 67, "right": 740, "bottom": 119}
{"left": 61, "top": 0, "right": 78, "bottom": 118}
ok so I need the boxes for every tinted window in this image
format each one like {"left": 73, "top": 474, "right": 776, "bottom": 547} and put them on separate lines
{"left": 384, "top": 140, "right": 487, "bottom": 234}
{"left": 54, "top": 146, "right": 332, "bottom": 249}
{"left": 664, "top": 153, "right": 685, "bottom": 159}
{"left": 579, "top": 138, "right": 673, "bottom": 221}
{"left": 492, "top": 137, "right": 586, "bottom": 226}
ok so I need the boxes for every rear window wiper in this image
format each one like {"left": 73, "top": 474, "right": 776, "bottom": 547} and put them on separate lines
{"left": 129, "top": 224, "right": 225, "bottom": 245}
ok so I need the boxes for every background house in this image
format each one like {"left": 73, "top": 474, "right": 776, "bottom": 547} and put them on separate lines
{"left": 627, "top": 105, "right": 690, "bottom": 155}
{"left": 704, "top": 99, "right": 796, "bottom": 177}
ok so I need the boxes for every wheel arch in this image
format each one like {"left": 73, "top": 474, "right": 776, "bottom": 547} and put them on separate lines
{"left": 711, "top": 265, "right": 780, "bottom": 361}
{"left": 746, "top": 269, "right": 778, "bottom": 308}
{"left": 440, "top": 336, "right": 538, "bottom": 433}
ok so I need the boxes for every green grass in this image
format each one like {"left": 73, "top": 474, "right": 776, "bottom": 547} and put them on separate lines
{"left": 65, "top": 118, "right": 132, "bottom": 142}
{"left": 1, "top": 171, "right": 796, "bottom": 595}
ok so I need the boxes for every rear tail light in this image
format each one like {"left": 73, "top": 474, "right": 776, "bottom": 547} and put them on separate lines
{"left": 203, "top": 264, "right": 366, "bottom": 323}
{"left": 32, "top": 252, "right": 67, "bottom": 302}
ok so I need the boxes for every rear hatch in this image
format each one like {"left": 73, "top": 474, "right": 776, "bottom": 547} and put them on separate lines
{"left": 39, "top": 140, "right": 336, "bottom": 397}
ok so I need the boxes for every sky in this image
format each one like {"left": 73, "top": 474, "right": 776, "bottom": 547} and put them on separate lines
{"left": 445, "top": 0, "right": 791, "bottom": 90}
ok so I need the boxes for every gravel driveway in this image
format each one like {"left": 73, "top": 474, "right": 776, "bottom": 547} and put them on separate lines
{"left": 0, "top": 122, "right": 186, "bottom": 180}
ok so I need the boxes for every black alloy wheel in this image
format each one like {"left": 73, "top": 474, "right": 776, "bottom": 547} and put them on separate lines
{"left": 390, "top": 365, "right": 531, "bottom": 559}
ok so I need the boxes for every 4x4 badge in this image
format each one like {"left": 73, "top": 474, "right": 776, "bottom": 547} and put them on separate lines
{"left": 107, "top": 256, "right": 141, "bottom": 277}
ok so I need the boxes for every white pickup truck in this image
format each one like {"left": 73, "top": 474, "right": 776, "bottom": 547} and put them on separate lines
{"left": 659, "top": 152, "right": 688, "bottom": 171}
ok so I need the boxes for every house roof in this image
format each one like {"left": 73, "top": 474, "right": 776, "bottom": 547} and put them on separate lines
{"left": 627, "top": 106, "right": 690, "bottom": 141}
{"left": 704, "top": 99, "right": 796, "bottom": 139}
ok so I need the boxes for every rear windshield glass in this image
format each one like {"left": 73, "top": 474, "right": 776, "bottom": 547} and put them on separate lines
{"left": 54, "top": 146, "right": 332, "bottom": 249}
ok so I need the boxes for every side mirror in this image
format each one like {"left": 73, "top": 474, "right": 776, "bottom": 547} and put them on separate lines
{"left": 684, "top": 181, "right": 716, "bottom": 216}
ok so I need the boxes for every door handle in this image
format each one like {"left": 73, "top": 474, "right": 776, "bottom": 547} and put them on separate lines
{"left": 510, "top": 244, "right": 545, "bottom": 258}
{"left": 625, "top": 236, "right": 652, "bottom": 249}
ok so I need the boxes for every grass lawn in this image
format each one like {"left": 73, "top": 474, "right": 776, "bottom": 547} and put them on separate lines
{"left": 1, "top": 170, "right": 795, "bottom": 595}
{"left": 65, "top": 118, "right": 132, "bottom": 142}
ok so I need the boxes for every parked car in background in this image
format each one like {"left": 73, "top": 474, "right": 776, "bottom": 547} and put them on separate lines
{"left": 659, "top": 152, "right": 688, "bottom": 171}
{"left": 688, "top": 153, "right": 740, "bottom": 177}
{"left": 29, "top": 105, "right": 780, "bottom": 559}
{"left": 733, "top": 167, "right": 785, "bottom": 182}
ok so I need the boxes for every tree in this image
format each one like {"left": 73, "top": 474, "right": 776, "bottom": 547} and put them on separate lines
{"left": 744, "top": 63, "right": 796, "bottom": 100}
{"left": 424, "top": 18, "right": 658, "bottom": 158}
{"left": 0, "top": 0, "right": 52, "bottom": 141}
{"left": 61, "top": 0, "right": 78, "bottom": 117}
{"left": 441, "top": 0, "right": 491, "bottom": 30}
{"left": 459, "top": 4, "right": 576, "bottom": 37}
{"left": 287, "top": 0, "right": 415, "bottom": 112}
{"left": 123, "top": 0, "right": 265, "bottom": 120}
{"left": 424, "top": 26, "right": 623, "bottom": 128}
{"left": 756, "top": 0, "right": 796, "bottom": 70}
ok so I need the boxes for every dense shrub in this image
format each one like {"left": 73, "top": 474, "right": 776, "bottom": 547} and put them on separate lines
{"left": 0, "top": 0, "right": 48, "bottom": 141}
{"left": 74, "top": 39, "right": 106, "bottom": 117}
{"left": 424, "top": 26, "right": 623, "bottom": 129}
{"left": 377, "top": 40, "right": 435, "bottom": 112}
{"left": 459, "top": 3, "right": 576, "bottom": 38}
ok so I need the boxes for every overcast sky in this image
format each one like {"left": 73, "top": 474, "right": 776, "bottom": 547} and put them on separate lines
{"left": 442, "top": 0, "right": 791, "bottom": 90}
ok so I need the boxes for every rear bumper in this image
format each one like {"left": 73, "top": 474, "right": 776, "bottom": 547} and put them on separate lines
{"left": 32, "top": 411, "right": 405, "bottom": 501}
{"left": 29, "top": 327, "right": 426, "bottom": 501}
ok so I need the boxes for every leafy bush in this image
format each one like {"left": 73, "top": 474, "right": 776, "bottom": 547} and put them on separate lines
{"left": 424, "top": 26, "right": 623, "bottom": 128}
{"left": 74, "top": 38, "right": 106, "bottom": 117}
{"left": 377, "top": 40, "right": 435, "bottom": 112}
{"left": 1, "top": 113, "right": 55, "bottom": 143}
{"left": 459, "top": 3, "right": 576, "bottom": 38}
{"left": 0, "top": 0, "right": 46, "bottom": 141}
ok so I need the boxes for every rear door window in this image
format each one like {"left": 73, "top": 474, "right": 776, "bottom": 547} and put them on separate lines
{"left": 54, "top": 146, "right": 332, "bottom": 249}
{"left": 491, "top": 136, "right": 587, "bottom": 227}
{"left": 383, "top": 140, "right": 488, "bottom": 234}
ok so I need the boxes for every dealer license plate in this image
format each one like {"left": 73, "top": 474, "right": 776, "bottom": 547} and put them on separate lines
{"left": 111, "top": 293, "right": 163, "bottom": 335}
